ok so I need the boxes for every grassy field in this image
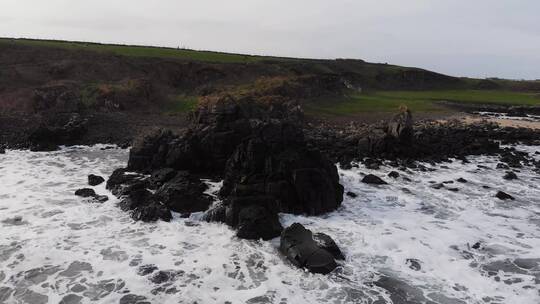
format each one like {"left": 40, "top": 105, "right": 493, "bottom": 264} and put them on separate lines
{"left": 164, "top": 95, "right": 199, "bottom": 113}
{"left": 304, "top": 90, "right": 540, "bottom": 116}
{"left": 0, "top": 38, "right": 278, "bottom": 63}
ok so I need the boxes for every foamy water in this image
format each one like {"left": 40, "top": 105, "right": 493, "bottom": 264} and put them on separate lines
{"left": 1, "top": 145, "right": 539, "bottom": 303}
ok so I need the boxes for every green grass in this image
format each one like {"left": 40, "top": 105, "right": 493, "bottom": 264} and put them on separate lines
{"left": 164, "top": 95, "right": 198, "bottom": 113}
{"left": 0, "top": 38, "right": 279, "bottom": 63}
{"left": 305, "top": 90, "right": 540, "bottom": 116}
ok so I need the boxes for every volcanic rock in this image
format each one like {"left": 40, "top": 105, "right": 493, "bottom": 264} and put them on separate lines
{"left": 361, "top": 174, "right": 387, "bottom": 185}
{"left": 280, "top": 223, "right": 342, "bottom": 274}
{"left": 88, "top": 174, "right": 105, "bottom": 186}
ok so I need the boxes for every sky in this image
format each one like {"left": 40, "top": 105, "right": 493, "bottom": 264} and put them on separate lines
{"left": 1, "top": 0, "right": 539, "bottom": 79}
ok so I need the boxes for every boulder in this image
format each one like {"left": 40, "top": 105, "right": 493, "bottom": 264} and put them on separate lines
{"left": 503, "top": 171, "right": 518, "bottom": 180}
{"left": 75, "top": 188, "right": 96, "bottom": 198}
{"left": 361, "top": 174, "right": 387, "bottom": 185}
{"left": 346, "top": 191, "right": 357, "bottom": 198}
{"left": 496, "top": 191, "right": 515, "bottom": 201}
{"left": 154, "top": 171, "right": 213, "bottom": 214}
{"left": 88, "top": 174, "right": 105, "bottom": 186}
{"left": 0, "top": 147, "right": 5, "bottom": 154}
{"left": 388, "top": 171, "right": 400, "bottom": 179}
{"left": 280, "top": 223, "right": 342, "bottom": 274}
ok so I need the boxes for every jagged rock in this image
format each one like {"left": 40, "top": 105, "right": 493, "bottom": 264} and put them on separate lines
{"left": 88, "top": 174, "right": 105, "bottom": 186}
{"left": 154, "top": 171, "right": 212, "bottom": 214}
{"left": 28, "top": 114, "right": 88, "bottom": 151}
{"left": 280, "top": 223, "right": 342, "bottom": 274}
{"left": 220, "top": 121, "right": 343, "bottom": 216}
{"left": 496, "top": 191, "right": 515, "bottom": 201}
{"left": 457, "top": 177, "right": 468, "bottom": 183}
{"left": 361, "top": 174, "right": 387, "bottom": 185}
{"left": 106, "top": 168, "right": 147, "bottom": 196}
{"left": 0, "top": 147, "right": 5, "bottom": 154}
{"left": 148, "top": 168, "right": 177, "bottom": 188}
{"left": 386, "top": 108, "right": 413, "bottom": 140}
{"left": 117, "top": 186, "right": 172, "bottom": 222}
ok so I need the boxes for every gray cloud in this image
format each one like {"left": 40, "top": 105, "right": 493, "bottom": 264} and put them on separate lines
{"left": 1, "top": 0, "right": 539, "bottom": 79}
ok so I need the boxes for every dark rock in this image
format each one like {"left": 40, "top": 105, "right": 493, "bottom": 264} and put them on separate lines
{"left": 447, "top": 188, "right": 459, "bottom": 192}
{"left": 472, "top": 242, "right": 482, "bottom": 250}
{"left": 88, "top": 174, "right": 105, "bottom": 186}
{"left": 148, "top": 168, "right": 177, "bottom": 188}
{"left": 280, "top": 223, "right": 340, "bottom": 274}
{"left": 154, "top": 171, "right": 212, "bottom": 214}
{"left": 28, "top": 114, "right": 88, "bottom": 151}
{"left": 496, "top": 163, "right": 510, "bottom": 170}
{"left": 406, "top": 258, "right": 422, "bottom": 271}
{"left": 346, "top": 191, "right": 358, "bottom": 198}
{"left": 202, "top": 204, "right": 226, "bottom": 223}
{"left": 361, "top": 174, "right": 387, "bottom": 185}
{"left": 75, "top": 188, "right": 96, "bottom": 198}
{"left": 388, "top": 171, "right": 400, "bottom": 179}
{"left": 313, "top": 232, "right": 345, "bottom": 260}
{"left": 106, "top": 168, "right": 147, "bottom": 196}
{"left": 118, "top": 187, "right": 172, "bottom": 222}
{"left": 220, "top": 121, "right": 343, "bottom": 216}
{"left": 496, "top": 191, "right": 515, "bottom": 201}
{"left": 0, "top": 148, "right": 5, "bottom": 154}
{"left": 503, "top": 171, "right": 518, "bottom": 180}
{"left": 219, "top": 196, "right": 283, "bottom": 240}
{"left": 456, "top": 178, "right": 468, "bottom": 183}
{"left": 236, "top": 204, "right": 283, "bottom": 240}
{"left": 430, "top": 183, "right": 444, "bottom": 190}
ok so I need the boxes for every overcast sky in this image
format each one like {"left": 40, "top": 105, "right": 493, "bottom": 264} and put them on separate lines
{"left": 1, "top": 0, "right": 539, "bottom": 79}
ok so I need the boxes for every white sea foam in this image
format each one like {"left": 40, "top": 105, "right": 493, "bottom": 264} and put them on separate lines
{"left": 0, "top": 145, "right": 539, "bottom": 303}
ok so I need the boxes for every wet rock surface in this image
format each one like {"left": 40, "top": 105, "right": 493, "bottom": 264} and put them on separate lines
{"left": 88, "top": 174, "right": 105, "bottom": 186}
{"left": 279, "top": 223, "right": 343, "bottom": 274}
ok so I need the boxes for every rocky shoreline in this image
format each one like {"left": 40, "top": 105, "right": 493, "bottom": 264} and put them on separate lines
{"left": 49, "top": 98, "right": 537, "bottom": 275}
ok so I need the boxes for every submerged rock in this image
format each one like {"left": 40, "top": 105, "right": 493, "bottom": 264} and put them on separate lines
{"left": 280, "top": 223, "right": 343, "bottom": 274}
{"left": 496, "top": 191, "right": 515, "bottom": 201}
{"left": 117, "top": 186, "right": 172, "bottom": 222}
{"left": 388, "top": 171, "right": 400, "bottom": 179}
{"left": 503, "top": 171, "right": 518, "bottom": 180}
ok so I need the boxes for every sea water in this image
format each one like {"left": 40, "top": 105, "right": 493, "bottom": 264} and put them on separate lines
{"left": 0, "top": 145, "right": 539, "bottom": 303}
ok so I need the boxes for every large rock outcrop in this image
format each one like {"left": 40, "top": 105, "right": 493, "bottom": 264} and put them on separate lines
{"left": 219, "top": 121, "right": 344, "bottom": 216}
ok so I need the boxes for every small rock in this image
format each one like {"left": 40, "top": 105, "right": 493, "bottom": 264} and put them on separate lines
{"left": 457, "top": 178, "right": 468, "bottom": 183}
{"left": 75, "top": 188, "right": 96, "bottom": 198}
{"left": 0, "top": 148, "right": 5, "bottom": 154}
{"left": 406, "top": 258, "right": 421, "bottom": 271}
{"left": 388, "top": 171, "right": 400, "bottom": 179}
{"left": 88, "top": 174, "right": 105, "bottom": 186}
{"left": 503, "top": 171, "right": 518, "bottom": 180}
{"left": 361, "top": 174, "right": 387, "bottom": 185}
{"left": 430, "top": 183, "right": 444, "bottom": 190}
{"left": 496, "top": 191, "right": 515, "bottom": 201}
{"left": 346, "top": 191, "right": 357, "bottom": 198}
